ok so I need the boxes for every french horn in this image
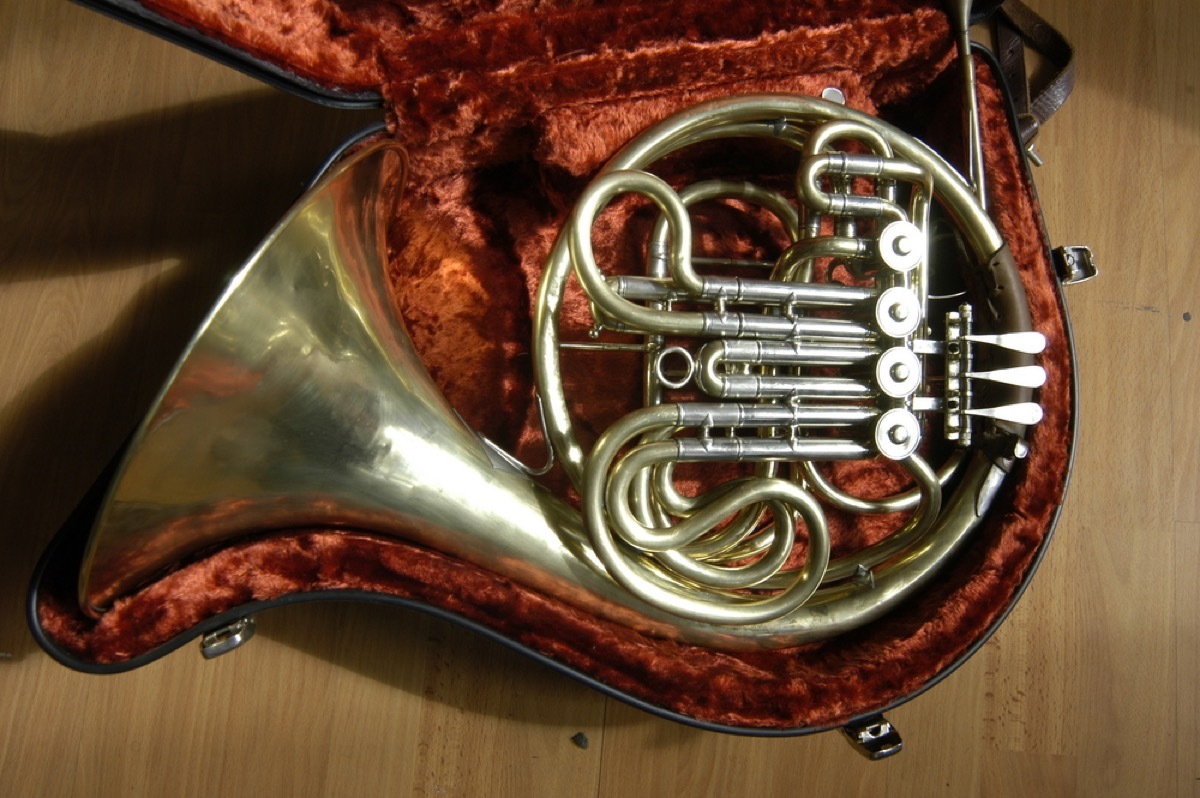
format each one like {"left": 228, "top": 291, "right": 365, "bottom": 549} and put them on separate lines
{"left": 76, "top": 88, "right": 1046, "bottom": 650}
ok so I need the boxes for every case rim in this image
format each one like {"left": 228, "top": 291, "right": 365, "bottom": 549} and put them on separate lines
{"left": 72, "top": 0, "right": 384, "bottom": 108}
{"left": 26, "top": 39, "right": 1079, "bottom": 736}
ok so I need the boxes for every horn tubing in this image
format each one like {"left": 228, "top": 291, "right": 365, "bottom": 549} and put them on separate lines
{"left": 79, "top": 88, "right": 1042, "bottom": 650}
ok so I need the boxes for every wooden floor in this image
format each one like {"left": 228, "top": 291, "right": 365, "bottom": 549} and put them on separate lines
{"left": 0, "top": 1, "right": 1195, "bottom": 795}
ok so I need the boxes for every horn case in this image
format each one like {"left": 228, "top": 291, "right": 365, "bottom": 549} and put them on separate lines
{"left": 30, "top": 0, "right": 1076, "bottom": 736}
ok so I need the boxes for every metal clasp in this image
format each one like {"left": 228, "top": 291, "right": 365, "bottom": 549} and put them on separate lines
{"left": 199, "top": 616, "right": 257, "bottom": 660}
{"left": 1017, "top": 113, "right": 1044, "bottom": 167}
{"left": 841, "top": 714, "right": 904, "bottom": 760}
{"left": 1053, "top": 245, "right": 1098, "bottom": 285}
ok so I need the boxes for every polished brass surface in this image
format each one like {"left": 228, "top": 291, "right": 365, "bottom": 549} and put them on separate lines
{"left": 949, "top": 0, "right": 988, "bottom": 207}
{"left": 534, "top": 94, "right": 1042, "bottom": 634}
{"left": 79, "top": 93, "right": 1042, "bottom": 648}
{"left": 76, "top": 141, "right": 637, "bottom": 630}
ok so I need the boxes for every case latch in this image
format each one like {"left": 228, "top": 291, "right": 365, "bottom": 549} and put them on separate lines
{"left": 1053, "top": 245, "right": 1098, "bottom": 285}
{"left": 841, "top": 714, "right": 904, "bottom": 760}
{"left": 199, "top": 616, "right": 257, "bottom": 659}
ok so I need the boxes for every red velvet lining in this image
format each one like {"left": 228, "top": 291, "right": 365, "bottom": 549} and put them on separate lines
{"left": 37, "top": 0, "right": 1074, "bottom": 731}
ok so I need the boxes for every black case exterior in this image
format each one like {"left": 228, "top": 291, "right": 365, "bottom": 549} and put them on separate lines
{"left": 73, "top": 0, "right": 382, "bottom": 108}
{"left": 30, "top": 4, "right": 1078, "bottom": 748}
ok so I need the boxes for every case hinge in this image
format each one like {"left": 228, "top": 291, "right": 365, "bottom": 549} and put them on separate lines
{"left": 1053, "top": 245, "right": 1098, "bottom": 285}
{"left": 199, "top": 616, "right": 257, "bottom": 660}
{"left": 841, "top": 713, "right": 904, "bottom": 760}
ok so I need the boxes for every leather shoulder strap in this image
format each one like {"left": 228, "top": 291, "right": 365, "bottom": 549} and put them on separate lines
{"left": 992, "top": 0, "right": 1076, "bottom": 143}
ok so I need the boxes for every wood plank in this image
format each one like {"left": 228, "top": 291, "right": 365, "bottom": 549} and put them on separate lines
{"left": 1179, "top": 523, "right": 1200, "bottom": 798}
{"left": 1026, "top": 3, "right": 1180, "bottom": 795}
{"left": 1156, "top": 0, "right": 1200, "bottom": 523}
{"left": 0, "top": 0, "right": 1195, "bottom": 796}
{"left": 1155, "top": 4, "right": 1198, "bottom": 794}
{"left": 410, "top": 621, "right": 606, "bottom": 798}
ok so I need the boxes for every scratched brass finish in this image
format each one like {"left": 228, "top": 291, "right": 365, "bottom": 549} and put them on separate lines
{"left": 79, "top": 94, "right": 1042, "bottom": 648}
{"left": 76, "top": 141, "right": 622, "bottom": 632}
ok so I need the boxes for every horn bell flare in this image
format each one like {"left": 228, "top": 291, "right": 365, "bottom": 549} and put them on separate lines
{"left": 77, "top": 140, "right": 558, "bottom": 616}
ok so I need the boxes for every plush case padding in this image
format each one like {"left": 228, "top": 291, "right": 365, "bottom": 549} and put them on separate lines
{"left": 34, "top": 0, "right": 1073, "bottom": 731}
